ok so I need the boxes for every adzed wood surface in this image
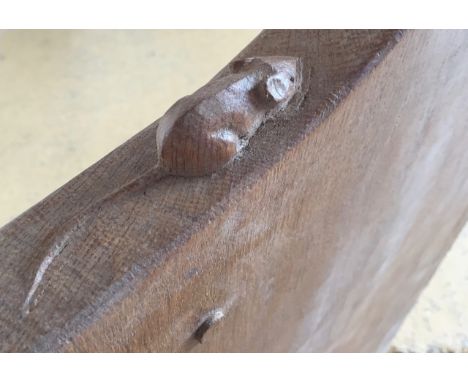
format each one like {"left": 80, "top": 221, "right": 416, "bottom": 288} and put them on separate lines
{"left": 1, "top": 30, "right": 468, "bottom": 352}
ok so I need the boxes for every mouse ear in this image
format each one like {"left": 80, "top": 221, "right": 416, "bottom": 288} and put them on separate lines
{"left": 229, "top": 57, "right": 264, "bottom": 73}
{"left": 266, "top": 72, "right": 293, "bottom": 102}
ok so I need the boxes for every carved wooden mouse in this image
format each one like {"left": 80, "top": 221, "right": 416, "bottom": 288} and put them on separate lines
{"left": 30, "top": 58, "right": 302, "bottom": 279}
{"left": 157, "top": 56, "right": 302, "bottom": 176}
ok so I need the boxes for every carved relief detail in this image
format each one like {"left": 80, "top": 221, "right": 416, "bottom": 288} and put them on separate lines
{"left": 157, "top": 56, "right": 302, "bottom": 176}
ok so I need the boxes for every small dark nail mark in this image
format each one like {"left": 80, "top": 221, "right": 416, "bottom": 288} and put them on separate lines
{"left": 194, "top": 309, "right": 224, "bottom": 343}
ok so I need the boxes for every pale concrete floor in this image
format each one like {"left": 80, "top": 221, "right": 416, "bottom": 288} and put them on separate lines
{"left": 0, "top": 30, "right": 466, "bottom": 352}
{"left": 391, "top": 223, "right": 468, "bottom": 352}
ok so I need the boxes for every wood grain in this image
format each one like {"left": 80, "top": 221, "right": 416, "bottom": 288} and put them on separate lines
{"left": 1, "top": 30, "right": 468, "bottom": 352}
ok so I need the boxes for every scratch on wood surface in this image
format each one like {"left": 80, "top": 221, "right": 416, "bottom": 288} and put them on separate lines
{"left": 21, "top": 235, "right": 70, "bottom": 317}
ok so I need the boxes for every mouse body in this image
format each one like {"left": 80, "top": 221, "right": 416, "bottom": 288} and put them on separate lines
{"left": 156, "top": 56, "right": 302, "bottom": 176}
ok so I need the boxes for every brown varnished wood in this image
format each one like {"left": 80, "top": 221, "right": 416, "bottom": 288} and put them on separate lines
{"left": 1, "top": 30, "right": 468, "bottom": 352}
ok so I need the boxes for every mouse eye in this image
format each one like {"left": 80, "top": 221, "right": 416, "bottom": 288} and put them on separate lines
{"left": 290, "top": 76, "right": 295, "bottom": 83}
